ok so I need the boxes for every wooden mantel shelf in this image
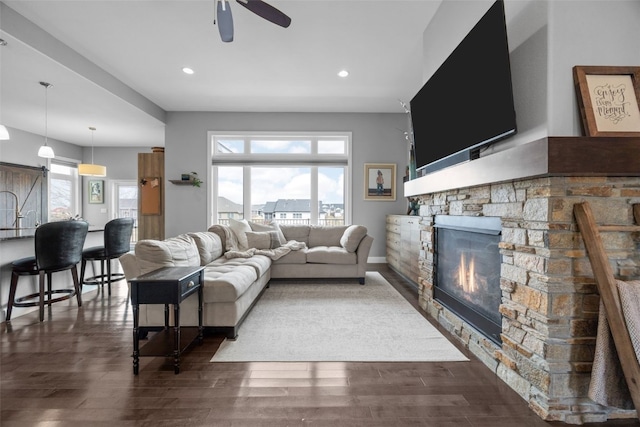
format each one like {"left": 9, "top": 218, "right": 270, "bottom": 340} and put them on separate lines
{"left": 405, "top": 136, "right": 640, "bottom": 197}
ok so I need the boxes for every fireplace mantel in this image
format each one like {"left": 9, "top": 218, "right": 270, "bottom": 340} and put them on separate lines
{"left": 405, "top": 136, "right": 640, "bottom": 196}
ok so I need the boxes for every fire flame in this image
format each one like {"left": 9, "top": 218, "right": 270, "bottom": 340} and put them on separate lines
{"left": 458, "top": 253, "right": 477, "bottom": 293}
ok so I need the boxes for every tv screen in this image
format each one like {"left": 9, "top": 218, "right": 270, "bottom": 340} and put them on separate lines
{"left": 410, "top": 0, "right": 516, "bottom": 174}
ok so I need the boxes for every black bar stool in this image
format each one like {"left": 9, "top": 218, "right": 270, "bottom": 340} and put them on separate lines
{"left": 7, "top": 220, "right": 89, "bottom": 322}
{"left": 80, "top": 218, "right": 134, "bottom": 295}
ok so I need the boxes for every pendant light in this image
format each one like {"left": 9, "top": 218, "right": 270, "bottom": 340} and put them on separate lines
{"left": 78, "top": 126, "right": 107, "bottom": 177}
{"left": 37, "top": 81, "right": 55, "bottom": 158}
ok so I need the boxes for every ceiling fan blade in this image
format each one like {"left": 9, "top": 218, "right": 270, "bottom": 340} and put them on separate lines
{"left": 235, "top": 0, "right": 291, "bottom": 28}
{"left": 217, "top": 0, "right": 234, "bottom": 42}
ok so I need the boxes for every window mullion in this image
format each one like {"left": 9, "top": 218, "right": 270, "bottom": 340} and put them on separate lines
{"left": 310, "top": 166, "right": 318, "bottom": 224}
{"left": 243, "top": 166, "right": 251, "bottom": 219}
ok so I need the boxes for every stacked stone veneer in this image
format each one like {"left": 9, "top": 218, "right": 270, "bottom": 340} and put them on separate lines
{"left": 415, "top": 176, "right": 640, "bottom": 424}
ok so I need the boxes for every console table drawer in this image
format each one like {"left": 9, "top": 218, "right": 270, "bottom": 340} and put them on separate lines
{"left": 130, "top": 266, "right": 204, "bottom": 305}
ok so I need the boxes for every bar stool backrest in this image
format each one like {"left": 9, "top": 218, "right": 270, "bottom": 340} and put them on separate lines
{"left": 35, "top": 221, "right": 89, "bottom": 271}
{"left": 104, "top": 218, "right": 134, "bottom": 257}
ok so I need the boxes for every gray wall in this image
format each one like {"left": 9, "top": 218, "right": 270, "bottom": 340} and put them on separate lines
{"left": 164, "top": 112, "right": 410, "bottom": 259}
{"left": 80, "top": 146, "right": 147, "bottom": 228}
{"left": 547, "top": 0, "right": 640, "bottom": 136}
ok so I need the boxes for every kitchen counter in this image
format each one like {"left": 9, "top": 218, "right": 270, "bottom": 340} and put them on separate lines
{"left": 0, "top": 225, "right": 104, "bottom": 241}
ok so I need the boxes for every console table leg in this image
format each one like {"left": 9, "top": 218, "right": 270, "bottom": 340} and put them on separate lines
{"left": 132, "top": 304, "right": 140, "bottom": 375}
{"left": 174, "top": 303, "right": 180, "bottom": 374}
{"left": 198, "top": 282, "right": 204, "bottom": 344}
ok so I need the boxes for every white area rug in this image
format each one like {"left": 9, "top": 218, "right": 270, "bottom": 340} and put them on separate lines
{"left": 211, "top": 272, "right": 469, "bottom": 362}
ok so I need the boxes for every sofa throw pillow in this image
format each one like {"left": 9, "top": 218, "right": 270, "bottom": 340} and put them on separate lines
{"left": 269, "top": 222, "right": 287, "bottom": 245}
{"left": 249, "top": 221, "right": 287, "bottom": 245}
{"left": 229, "top": 218, "right": 252, "bottom": 250}
{"left": 246, "top": 231, "right": 282, "bottom": 249}
{"left": 340, "top": 225, "right": 368, "bottom": 253}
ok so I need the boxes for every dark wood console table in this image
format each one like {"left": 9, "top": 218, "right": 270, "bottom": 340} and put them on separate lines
{"left": 130, "top": 266, "right": 205, "bottom": 375}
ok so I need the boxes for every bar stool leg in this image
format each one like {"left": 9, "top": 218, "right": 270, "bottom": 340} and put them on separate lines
{"left": 80, "top": 259, "right": 87, "bottom": 291}
{"left": 72, "top": 265, "right": 82, "bottom": 307}
{"left": 6, "top": 271, "right": 19, "bottom": 321}
{"left": 100, "top": 260, "right": 105, "bottom": 294}
{"left": 106, "top": 260, "right": 112, "bottom": 296}
{"left": 39, "top": 271, "right": 46, "bottom": 322}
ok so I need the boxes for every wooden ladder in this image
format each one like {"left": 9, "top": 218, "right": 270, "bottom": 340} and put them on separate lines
{"left": 574, "top": 202, "right": 640, "bottom": 414}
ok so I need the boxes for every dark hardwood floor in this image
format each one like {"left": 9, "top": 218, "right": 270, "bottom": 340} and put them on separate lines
{"left": 2, "top": 264, "right": 638, "bottom": 426}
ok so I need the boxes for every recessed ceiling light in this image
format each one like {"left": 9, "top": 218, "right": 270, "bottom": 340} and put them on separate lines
{"left": 182, "top": 67, "right": 195, "bottom": 75}
{"left": 338, "top": 70, "right": 349, "bottom": 78}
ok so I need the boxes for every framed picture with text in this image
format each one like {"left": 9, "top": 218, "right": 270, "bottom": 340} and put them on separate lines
{"left": 573, "top": 66, "right": 640, "bottom": 137}
{"left": 88, "top": 179, "right": 104, "bottom": 204}
{"left": 364, "top": 163, "right": 396, "bottom": 201}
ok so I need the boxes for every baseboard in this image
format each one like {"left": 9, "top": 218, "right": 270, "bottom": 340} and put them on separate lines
{"left": 368, "top": 256, "right": 387, "bottom": 263}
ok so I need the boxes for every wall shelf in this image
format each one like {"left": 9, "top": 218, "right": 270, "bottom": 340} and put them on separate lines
{"left": 169, "top": 179, "right": 195, "bottom": 186}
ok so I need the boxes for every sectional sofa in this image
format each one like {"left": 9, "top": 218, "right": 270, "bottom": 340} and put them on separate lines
{"left": 119, "top": 221, "right": 373, "bottom": 338}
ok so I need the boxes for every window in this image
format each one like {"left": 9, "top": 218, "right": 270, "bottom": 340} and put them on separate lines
{"left": 49, "top": 159, "right": 80, "bottom": 221}
{"left": 210, "top": 132, "right": 351, "bottom": 226}
{"left": 111, "top": 181, "right": 138, "bottom": 242}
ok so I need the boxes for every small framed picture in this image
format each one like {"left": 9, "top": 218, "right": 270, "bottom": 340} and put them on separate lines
{"left": 364, "top": 163, "right": 396, "bottom": 201}
{"left": 88, "top": 179, "right": 104, "bottom": 204}
{"left": 573, "top": 66, "right": 640, "bottom": 136}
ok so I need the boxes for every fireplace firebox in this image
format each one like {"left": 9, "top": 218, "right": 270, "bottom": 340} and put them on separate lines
{"left": 434, "top": 215, "right": 502, "bottom": 344}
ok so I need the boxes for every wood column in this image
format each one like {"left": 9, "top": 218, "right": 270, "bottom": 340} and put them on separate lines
{"left": 137, "top": 151, "right": 164, "bottom": 240}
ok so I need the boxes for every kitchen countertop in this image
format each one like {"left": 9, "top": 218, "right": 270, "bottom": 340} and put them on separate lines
{"left": 0, "top": 225, "right": 104, "bottom": 242}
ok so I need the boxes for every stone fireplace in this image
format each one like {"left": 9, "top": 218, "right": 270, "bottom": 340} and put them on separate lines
{"left": 404, "top": 137, "right": 640, "bottom": 424}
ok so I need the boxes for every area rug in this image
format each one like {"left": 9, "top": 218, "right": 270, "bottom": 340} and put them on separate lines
{"left": 210, "top": 272, "right": 469, "bottom": 362}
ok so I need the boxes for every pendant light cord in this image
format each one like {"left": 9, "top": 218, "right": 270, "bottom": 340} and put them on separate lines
{"left": 44, "top": 85, "right": 48, "bottom": 146}
{"left": 90, "top": 126, "right": 96, "bottom": 164}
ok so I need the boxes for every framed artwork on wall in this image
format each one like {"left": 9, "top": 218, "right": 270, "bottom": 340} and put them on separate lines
{"left": 364, "top": 163, "right": 396, "bottom": 201}
{"left": 88, "top": 179, "right": 104, "bottom": 204}
{"left": 573, "top": 66, "right": 640, "bottom": 137}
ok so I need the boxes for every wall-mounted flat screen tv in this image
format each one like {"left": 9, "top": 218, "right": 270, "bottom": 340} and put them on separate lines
{"left": 410, "top": 0, "right": 517, "bottom": 174}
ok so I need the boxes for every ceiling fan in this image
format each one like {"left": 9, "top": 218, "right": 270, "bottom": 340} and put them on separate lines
{"left": 215, "top": 0, "right": 292, "bottom": 43}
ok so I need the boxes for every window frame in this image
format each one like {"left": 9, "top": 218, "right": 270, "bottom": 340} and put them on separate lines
{"left": 208, "top": 131, "right": 352, "bottom": 226}
{"left": 48, "top": 156, "right": 81, "bottom": 221}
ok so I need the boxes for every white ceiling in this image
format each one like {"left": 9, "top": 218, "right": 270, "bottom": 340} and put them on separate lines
{"left": 0, "top": 0, "right": 441, "bottom": 147}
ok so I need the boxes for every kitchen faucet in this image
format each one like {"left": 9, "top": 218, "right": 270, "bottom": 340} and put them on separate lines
{"left": 0, "top": 190, "right": 24, "bottom": 229}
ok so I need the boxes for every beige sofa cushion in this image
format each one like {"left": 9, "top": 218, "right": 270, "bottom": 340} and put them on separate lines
{"left": 208, "top": 254, "right": 271, "bottom": 277}
{"left": 272, "top": 248, "right": 307, "bottom": 264}
{"left": 309, "top": 225, "right": 348, "bottom": 247}
{"left": 280, "top": 225, "right": 310, "bottom": 245}
{"left": 340, "top": 225, "right": 368, "bottom": 252}
{"left": 135, "top": 234, "right": 200, "bottom": 275}
{"left": 188, "top": 231, "right": 223, "bottom": 265}
{"left": 202, "top": 265, "right": 258, "bottom": 303}
{"left": 306, "top": 246, "right": 356, "bottom": 264}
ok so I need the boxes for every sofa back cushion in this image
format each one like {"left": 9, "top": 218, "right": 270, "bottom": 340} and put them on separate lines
{"left": 188, "top": 231, "right": 224, "bottom": 265}
{"left": 309, "top": 225, "right": 348, "bottom": 247}
{"left": 279, "top": 225, "right": 310, "bottom": 245}
{"left": 340, "top": 225, "right": 368, "bottom": 253}
{"left": 135, "top": 234, "right": 200, "bottom": 275}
